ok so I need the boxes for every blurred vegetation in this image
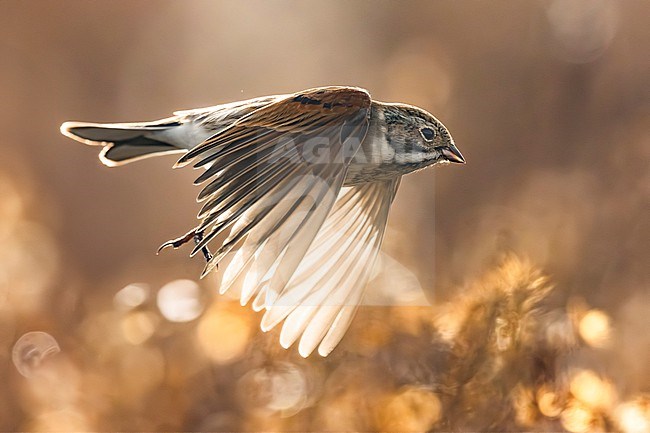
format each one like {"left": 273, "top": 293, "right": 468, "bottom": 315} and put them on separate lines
{"left": 1, "top": 1, "right": 648, "bottom": 431}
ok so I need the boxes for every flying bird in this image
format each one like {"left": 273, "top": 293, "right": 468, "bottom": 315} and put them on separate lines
{"left": 60, "top": 86, "right": 465, "bottom": 357}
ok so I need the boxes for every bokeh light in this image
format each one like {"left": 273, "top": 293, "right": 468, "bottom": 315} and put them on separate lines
{"left": 616, "top": 398, "right": 650, "bottom": 433}
{"left": 196, "top": 303, "right": 252, "bottom": 364}
{"left": 537, "top": 386, "right": 563, "bottom": 418}
{"left": 237, "top": 361, "right": 310, "bottom": 416}
{"left": 1, "top": 1, "right": 648, "bottom": 430}
{"left": 157, "top": 279, "right": 204, "bottom": 322}
{"left": 561, "top": 400, "right": 596, "bottom": 433}
{"left": 114, "top": 283, "right": 150, "bottom": 310}
{"left": 570, "top": 369, "right": 617, "bottom": 411}
{"left": 12, "top": 331, "right": 61, "bottom": 378}
{"left": 579, "top": 308, "right": 612, "bottom": 348}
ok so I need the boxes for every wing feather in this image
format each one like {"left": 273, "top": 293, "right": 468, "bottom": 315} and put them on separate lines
{"left": 174, "top": 86, "right": 371, "bottom": 273}
{"left": 169, "top": 87, "right": 378, "bottom": 356}
{"left": 259, "top": 186, "right": 383, "bottom": 329}
{"left": 262, "top": 177, "right": 400, "bottom": 357}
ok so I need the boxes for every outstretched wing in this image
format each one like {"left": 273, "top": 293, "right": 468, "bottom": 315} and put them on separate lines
{"left": 262, "top": 178, "right": 401, "bottom": 357}
{"left": 175, "top": 88, "right": 374, "bottom": 345}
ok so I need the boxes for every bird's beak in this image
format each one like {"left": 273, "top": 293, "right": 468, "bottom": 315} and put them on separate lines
{"left": 441, "top": 144, "right": 466, "bottom": 164}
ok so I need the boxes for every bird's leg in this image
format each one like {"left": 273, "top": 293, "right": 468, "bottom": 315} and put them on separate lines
{"left": 157, "top": 228, "right": 213, "bottom": 263}
{"left": 193, "top": 230, "right": 213, "bottom": 263}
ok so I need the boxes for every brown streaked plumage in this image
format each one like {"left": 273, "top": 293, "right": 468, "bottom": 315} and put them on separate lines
{"left": 60, "top": 86, "right": 464, "bottom": 357}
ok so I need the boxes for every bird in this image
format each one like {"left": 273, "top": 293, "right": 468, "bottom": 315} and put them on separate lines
{"left": 60, "top": 86, "right": 465, "bottom": 357}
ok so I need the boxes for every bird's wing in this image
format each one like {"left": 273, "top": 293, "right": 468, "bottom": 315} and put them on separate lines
{"left": 174, "top": 94, "right": 285, "bottom": 131}
{"left": 250, "top": 177, "right": 401, "bottom": 357}
{"left": 174, "top": 87, "right": 372, "bottom": 299}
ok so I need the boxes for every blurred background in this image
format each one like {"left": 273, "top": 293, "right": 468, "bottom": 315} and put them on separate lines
{"left": 1, "top": 0, "right": 648, "bottom": 431}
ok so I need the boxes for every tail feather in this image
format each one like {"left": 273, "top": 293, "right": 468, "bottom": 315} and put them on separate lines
{"left": 60, "top": 118, "right": 186, "bottom": 167}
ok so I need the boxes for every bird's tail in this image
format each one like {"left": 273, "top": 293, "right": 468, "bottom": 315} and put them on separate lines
{"left": 60, "top": 118, "right": 187, "bottom": 167}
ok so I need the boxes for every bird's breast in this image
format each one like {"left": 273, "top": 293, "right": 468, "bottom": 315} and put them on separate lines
{"left": 344, "top": 133, "right": 402, "bottom": 185}
{"left": 343, "top": 113, "right": 434, "bottom": 186}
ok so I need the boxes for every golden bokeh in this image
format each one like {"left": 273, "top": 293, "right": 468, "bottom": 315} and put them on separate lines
{"left": 579, "top": 309, "right": 612, "bottom": 348}
{"left": 537, "top": 387, "right": 563, "bottom": 418}
{"left": 113, "top": 283, "right": 150, "bottom": 310}
{"left": 570, "top": 369, "right": 617, "bottom": 411}
{"left": 196, "top": 303, "right": 252, "bottom": 364}
{"left": 616, "top": 397, "right": 650, "bottom": 433}
{"left": 561, "top": 400, "right": 596, "bottom": 433}
{"left": 1, "top": 1, "right": 648, "bottom": 430}
{"left": 157, "top": 279, "right": 205, "bottom": 322}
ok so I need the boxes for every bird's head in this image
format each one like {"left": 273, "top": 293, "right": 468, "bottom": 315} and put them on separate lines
{"left": 381, "top": 103, "right": 465, "bottom": 167}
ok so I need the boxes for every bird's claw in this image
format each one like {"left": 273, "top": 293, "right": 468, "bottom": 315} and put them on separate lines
{"left": 157, "top": 230, "right": 196, "bottom": 254}
{"left": 157, "top": 229, "right": 213, "bottom": 264}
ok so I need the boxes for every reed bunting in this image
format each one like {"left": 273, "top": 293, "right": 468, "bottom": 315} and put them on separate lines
{"left": 61, "top": 86, "right": 464, "bottom": 357}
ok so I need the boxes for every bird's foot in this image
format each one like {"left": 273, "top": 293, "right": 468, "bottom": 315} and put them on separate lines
{"left": 157, "top": 229, "right": 196, "bottom": 253}
{"left": 157, "top": 228, "right": 213, "bottom": 263}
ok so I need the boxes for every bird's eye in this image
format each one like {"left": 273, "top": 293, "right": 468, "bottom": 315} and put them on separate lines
{"left": 420, "top": 127, "right": 435, "bottom": 141}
